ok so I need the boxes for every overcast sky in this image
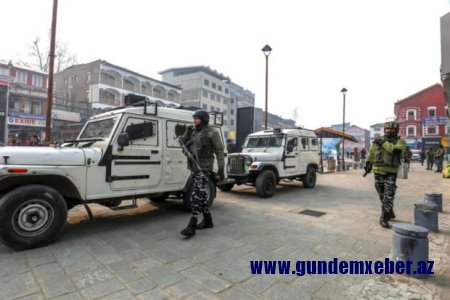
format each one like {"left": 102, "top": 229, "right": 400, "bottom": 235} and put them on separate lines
{"left": 2, "top": 0, "right": 449, "bottom": 129}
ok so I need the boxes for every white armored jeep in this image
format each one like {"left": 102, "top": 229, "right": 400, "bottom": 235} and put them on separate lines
{"left": 223, "top": 128, "right": 320, "bottom": 197}
{"left": 0, "top": 98, "right": 224, "bottom": 249}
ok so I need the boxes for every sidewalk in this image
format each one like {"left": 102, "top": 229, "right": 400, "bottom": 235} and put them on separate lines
{"left": 0, "top": 162, "right": 448, "bottom": 299}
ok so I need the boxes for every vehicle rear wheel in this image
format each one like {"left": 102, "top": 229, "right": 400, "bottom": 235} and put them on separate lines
{"left": 0, "top": 185, "right": 68, "bottom": 250}
{"left": 218, "top": 183, "right": 234, "bottom": 192}
{"left": 303, "top": 167, "right": 317, "bottom": 188}
{"left": 255, "top": 170, "right": 277, "bottom": 198}
{"left": 182, "top": 176, "right": 216, "bottom": 211}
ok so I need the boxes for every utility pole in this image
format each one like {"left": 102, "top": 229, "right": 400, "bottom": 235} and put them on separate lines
{"left": 45, "top": 0, "right": 58, "bottom": 142}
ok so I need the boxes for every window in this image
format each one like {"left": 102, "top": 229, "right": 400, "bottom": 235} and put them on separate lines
{"left": 210, "top": 93, "right": 216, "bottom": 100}
{"left": 16, "top": 71, "right": 27, "bottom": 83}
{"left": 202, "top": 90, "right": 208, "bottom": 97}
{"left": 211, "top": 106, "right": 215, "bottom": 111}
{"left": 204, "top": 79, "right": 209, "bottom": 86}
{"left": 125, "top": 119, "right": 156, "bottom": 143}
{"left": 426, "top": 126, "right": 437, "bottom": 135}
{"left": 230, "top": 109, "right": 234, "bottom": 115}
{"left": 32, "top": 74, "right": 43, "bottom": 87}
{"left": 406, "top": 109, "right": 416, "bottom": 120}
{"left": 218, "top": 85, "right": 222, "bottom": 92}
{"left": 202, "top": 104, "right": 207, "bottom": 110}
{"left": 225, "top": 88, "right": 229, "bottom": 94}
{"left": 32, "top": 102, "right": 41, "bottom": 114}
{"left": 300, "top": 137, "right": 309, "bottom": 151}
{"left": 310, "top": 138, "right": 319, "bottom": 151}
{"left": 287, "top": 137, "right": 298, "bottom": 151}
{"left": 406, "top": 125, "right": 416, "bottom": 136}
{"left": 230, "top": 119, "right": 234, "bottom": 126}
{"left": 216, "top": 96, "right": 221, "bottom": 102}
{"left": 230, "top": 98, "right": 234, "bottom": 104}
{"left": 212, "top": 82, "right": 216, "bottom": 89}
{"left": 428, "top": 107, "right": 436, "bottom": 117}
{"left": 86, "top": 72, "right": 91, "bottom": 83}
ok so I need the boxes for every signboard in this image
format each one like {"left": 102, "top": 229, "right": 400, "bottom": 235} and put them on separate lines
{"left": 7, "top": 117, "right": 46, "bottom": 127}
{"left": 422, "top": 116, "right": 448, "bottom": 126}
{"left": 52, "top": 109, "right": 81, "bottom": 122}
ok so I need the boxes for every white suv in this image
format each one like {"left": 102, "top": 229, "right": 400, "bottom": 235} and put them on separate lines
{"left": 223, "top": 128, "right": 320, "bottom": 197}
{"left": 0, "top": 99, "right": 224, "bottom": 249}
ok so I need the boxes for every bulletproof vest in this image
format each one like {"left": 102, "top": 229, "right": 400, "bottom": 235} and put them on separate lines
{"left": 373, "top": 137, "right": 401, "bottom": 168}
{"left": 187, "top": 126, "right": 216, "bottom": 171}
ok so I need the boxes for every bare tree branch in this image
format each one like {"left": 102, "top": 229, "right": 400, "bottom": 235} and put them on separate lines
{"left": 30, "top": 35, "right": 77, "bottom": 73}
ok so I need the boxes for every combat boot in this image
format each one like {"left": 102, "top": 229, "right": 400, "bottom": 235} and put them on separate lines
{"left": 181, "top": 217, "right": 197, "bottom": 238}
{"left": 197, "top": 213, "right": 214, "bottom": 229}
{"left": 388, "top": 209, "right": 396, "bottom": 220}
{"left": 379, "top": 210, "right": 391, "bottom": 229}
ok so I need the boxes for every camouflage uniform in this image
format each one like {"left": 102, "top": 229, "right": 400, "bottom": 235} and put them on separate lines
{"left": 180, "top": 110, "right": 224, "bottom": 237}
{"left": 425, "top": 148, "right": 434, "bottom": 170}
{"left": 434, "top": 145, "right": 445, "bottom": 173}
{"left": 366, "top": 121, "right": 406, "bottom": 228}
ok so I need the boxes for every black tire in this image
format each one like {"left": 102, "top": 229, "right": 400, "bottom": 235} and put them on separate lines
{"left": 218, "top": 183, "right": 234, "bottom": 192}
{"left": 255, "top": 170, "right": 277, "bottom": 198}
{"left": 149, "top": 193, "right": 169, "bottom": 203}
{"left": 0, "top": 185, "right": 68, "bottom": 250}
{"left": 303, "top": 167, "right": 317, "bottom": 188}
{"left": 182, "top": 176, "right": 216, "bottom": 211}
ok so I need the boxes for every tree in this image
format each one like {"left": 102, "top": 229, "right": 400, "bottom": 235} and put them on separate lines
{"left": 31, "top": 36, "right": 77, "bottom": 73}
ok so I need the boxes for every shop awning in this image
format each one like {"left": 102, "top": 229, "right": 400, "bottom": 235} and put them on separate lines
{"left": 314, "top": 127, "right": 358, "bottom": 142}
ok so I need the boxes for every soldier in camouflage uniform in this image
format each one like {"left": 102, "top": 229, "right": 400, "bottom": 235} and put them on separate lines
{"left": 180, "top": 110, "right": 225, "bottom": 238}
{"left": 365, "top": 121, "right": 406, "bottom": 228}
{"left": 425, "top": 147, "right": 434, "bottom": 170}
{"left": 434, "top": 144, "right": 445, "bottom": 173}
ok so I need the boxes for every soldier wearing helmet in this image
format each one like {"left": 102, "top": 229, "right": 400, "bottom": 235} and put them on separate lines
{"left": 365, "top": 121, "right": 406, "bottom": 228}
{"left": 180, "top": 109, "right": 225, "bottom": 238}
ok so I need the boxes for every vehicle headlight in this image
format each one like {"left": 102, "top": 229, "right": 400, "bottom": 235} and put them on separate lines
{"left": 245, "top": 156, "right": 253, "bottom": 167}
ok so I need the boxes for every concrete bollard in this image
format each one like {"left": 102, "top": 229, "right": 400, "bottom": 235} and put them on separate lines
{"left": 392, "top": 223, "right": 429, "bottom": 277}
{"left": 359, "top": 162, "right": 364, "bottom": 169}
{"left": 414, "top": 202, "right": 438, "bottom": 232}
{"left": 424, "top": 192, "right": 443, "bottom": 212}
{"left": 336, "top": 165, "right": 341, "bottom": 172}
{"left": 346, "top": 164, "right": 350, "bottom": 171}
{"left": 353, "top": 163, "right": 358, "bottom": 169}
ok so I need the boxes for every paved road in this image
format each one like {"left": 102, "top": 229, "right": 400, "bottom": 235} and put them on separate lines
{"left": 0, "top": 162, "right": 448, "bottom": 299}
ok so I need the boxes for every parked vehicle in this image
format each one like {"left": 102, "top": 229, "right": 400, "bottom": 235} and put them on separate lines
{"left": 411, "top": 149, "right": 421, "bottom": 161}
{"left": 223, "top": 128, "right": 320, "bottom": 197}
{"left": 0, "top": 96, "right": 225, "bottom": 249}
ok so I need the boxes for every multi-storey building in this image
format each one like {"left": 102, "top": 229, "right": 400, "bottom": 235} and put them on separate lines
{"left": 0, "top": 60, "right": 48, "bottom": 144}
{"left": 370, "top": 123, "right": 384, "bottom": 139}
{"left": 440, "top": 11, "right": 450, "bottom": 157}
{"left": 54, "top": 60, "right": 181, "bottom": 140}
{"left": 394, "top": 84, "right": 448, "bottom": 149}
{"left": 159, "top": 66, "right": 233, "bottom": 138}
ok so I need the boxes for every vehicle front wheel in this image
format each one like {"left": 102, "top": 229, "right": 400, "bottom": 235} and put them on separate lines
{"left": 0, "top": 185, "right": 68, "bottom": 250}
{"left": 303, "top": 167, "right": 317, "bottom": 188}
{"left": 255, "top": 170, "right": 277, "bottom": 198}
{"left": 183, "top": 175, "right": 216, "bottom": 211}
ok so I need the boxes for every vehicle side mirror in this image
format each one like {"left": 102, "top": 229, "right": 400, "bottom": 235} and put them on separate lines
{"left": 287, "top": 144, "right": 293, "bottom": 153}
{"left": 117, "top": 132, "right": 129, "bottom": 151}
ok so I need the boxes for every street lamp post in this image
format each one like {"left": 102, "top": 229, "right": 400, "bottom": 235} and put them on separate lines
{"left": 262, "top": 44, "right": 272, "bottom": 130}
{"left": 341, "top": 88, "right": 347, "bottom": 171}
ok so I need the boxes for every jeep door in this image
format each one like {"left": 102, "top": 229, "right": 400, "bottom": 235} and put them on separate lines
{"left": 164, "top": 121, "right": 191, "bottom": 187}
{"left": 284, "top": 136, "right": 299, "bottom": 174}
{"left": 298, "top": 137, "right": 310, "bottom": 173}
{"left": 110, "top": 116, "right": 162, "bottom": 190}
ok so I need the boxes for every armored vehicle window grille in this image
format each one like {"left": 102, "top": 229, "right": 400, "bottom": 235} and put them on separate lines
{"left": 229, "top": 156, "right": 245, "bottom": 173}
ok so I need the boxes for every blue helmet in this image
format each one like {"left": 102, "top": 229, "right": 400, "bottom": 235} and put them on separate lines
{"left": 193, "top": 109, "right": 210, "bottom": 125}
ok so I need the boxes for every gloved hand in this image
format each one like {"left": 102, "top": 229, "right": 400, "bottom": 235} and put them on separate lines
{"left": 364, "top": 161, "right": 372, "bottom": 174}
{"left": 393, "top": 148, "right": 402, "bottom": 155}
{"left": 373, "top": 138, "right": 385, "bottom": 147}
{"left": 217, "top": 167, "right": 225, "bottom": 182}
{"left": 184, "top": 125, "right": 195, "bottom": 137}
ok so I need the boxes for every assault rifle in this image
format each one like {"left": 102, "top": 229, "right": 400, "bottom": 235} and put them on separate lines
{"left": 178, "top": 137, "right": 204, "bottom": 175}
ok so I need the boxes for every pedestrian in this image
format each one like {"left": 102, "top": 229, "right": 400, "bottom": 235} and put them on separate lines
{"left": 226, "top": 139, "right": 237, "bottom": 154}
{"left": 425, "top": 147, "right": 434, "bottom": 170}
{"left": 419, "top": 149, "right": 425, "bottom": 166}
{"left": 360, "top": 148, "right": 367, "bottom": 163}
{"left": 434, "top": 144, "right": 445, "bottom": 173}
{"left": 180, "top": 109, "right": 225, "bottom": 238}
{"left": 404, "top": 146, "right": 412, "bottom": 167}
{"left": 365, "top": 121, "right": 406, "bottom": 229}
{"left": 30, "top": 134, "right": 41, "bottom": 146}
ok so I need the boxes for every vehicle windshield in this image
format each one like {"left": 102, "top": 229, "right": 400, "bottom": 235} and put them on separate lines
{"left": 245, "top": 135, "right": 285, "bottom": 148}
{"left": 79, "top": 117, "right": 118, "bottom": 139}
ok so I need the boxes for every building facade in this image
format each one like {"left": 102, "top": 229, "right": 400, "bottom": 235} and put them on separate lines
{"left": 159, "top": 66, "right": 233, "bottom": 138}
{"left": 394, "top": 84, "right": 448, "bottom": 150}
{"left": 54, "top": 60, "right": 181, "bottom": 140}
{"left": 440, "top": 11, "right": 450, "bottom": 157}
{"left": 0, "top": 60, "right": 48, "bottom": 144}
